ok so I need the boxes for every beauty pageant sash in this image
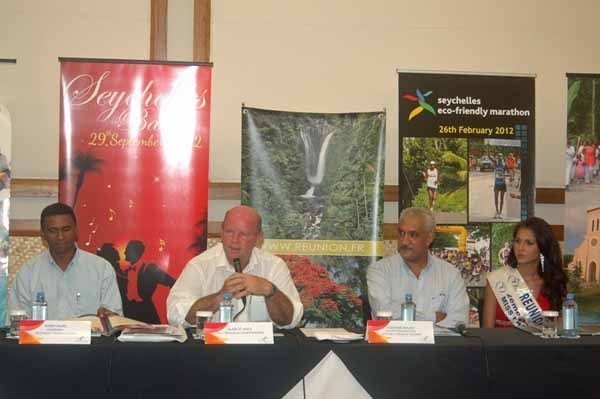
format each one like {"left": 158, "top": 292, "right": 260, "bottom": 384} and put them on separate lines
{"left": 487, "top": 266, "right": 544, "bottom": 328}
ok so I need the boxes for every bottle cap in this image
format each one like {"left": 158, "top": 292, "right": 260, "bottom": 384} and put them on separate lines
{"left": 36, "top": 292, "right": 45, "bottom": 301}
{"left": 223, "top": 293, "right": 232, "bottom": 300}
{"left": 405, "top": 293, "right": 413, "bottom": 301}
{"left": 566, "top": 293, "right": 574, "bottom": 300}
{"left": 195, "top": 311, "right": 213, "bottom": 317}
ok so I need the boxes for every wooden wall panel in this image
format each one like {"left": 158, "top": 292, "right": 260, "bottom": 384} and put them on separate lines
{"left": 8, "top": 179, "right": 567, "bottom": 240}
{"left": 193, "top": 0, "right": 211, "bottom": 62}
{"left": 150, "top": 0, "right": 168, "bottom": 61}
{"left": 536, "top": 188, "right": 565, "bottom": 204}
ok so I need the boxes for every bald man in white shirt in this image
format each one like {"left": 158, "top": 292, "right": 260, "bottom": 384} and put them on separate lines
{"left": 167, "top": 206, "right": 303, "bottom": 328}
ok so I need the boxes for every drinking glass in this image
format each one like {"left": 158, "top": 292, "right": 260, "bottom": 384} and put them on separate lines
{"left": 375, "top": 310, "right": 392, "bottom": 321}
{"left": 542, "top": 310, "right": 559, "bottom": 338}
{"left": 8, "top": 310, "right": 28, "bottom": 338}
{"left": 195, "top": 311, "right": 213, "bottom": 339}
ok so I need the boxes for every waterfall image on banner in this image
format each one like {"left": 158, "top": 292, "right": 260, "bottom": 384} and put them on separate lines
{"left": 242, "top": 108, "right": 385, "bottom": 330}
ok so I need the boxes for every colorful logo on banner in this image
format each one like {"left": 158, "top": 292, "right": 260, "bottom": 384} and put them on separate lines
{"left": 59, "top": 59, "right": 212, "bottom": 324}
{"left": 403, "top": 89, "right": 436, "bottom": 121}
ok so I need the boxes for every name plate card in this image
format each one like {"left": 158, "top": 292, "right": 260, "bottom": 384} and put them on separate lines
{"left": 204, "top": 322, "right": 274, "bottom": 344}
{"left": 366, "top": 320, "right": 435, "bottom": 344}
{"left": 19, "top": 320, "right": 92, "bottom": 345}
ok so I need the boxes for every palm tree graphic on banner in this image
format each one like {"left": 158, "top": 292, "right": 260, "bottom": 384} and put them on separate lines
{"left": 71, "top": 151, "right": 104, "bottom": 208}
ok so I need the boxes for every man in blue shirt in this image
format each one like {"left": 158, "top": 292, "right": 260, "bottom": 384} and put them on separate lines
{"left": 9, "top": 203, "right": 122, "bottom": 319}
{"left": 367, "top": 207, "right": 469, "bottom": 328}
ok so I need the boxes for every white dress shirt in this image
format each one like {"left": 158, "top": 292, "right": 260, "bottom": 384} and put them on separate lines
{"left": 367, "top": 252, "right": 469, "bottom": 328}
{"left": 8, "top": 248, "right": 123, "bottom": 320}
{"left": 167, "top": 244, "right": 303, "bottom": 329}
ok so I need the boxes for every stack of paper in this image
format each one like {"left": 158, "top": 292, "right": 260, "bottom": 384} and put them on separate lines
{"left": 579, "top": 326, "right": 600, "bottom": 336}
{"left": 117, "top": 324, "right": 187, "bottom": 343}
{"left": 301, "top": 328, "right": 363, "bottom": 342}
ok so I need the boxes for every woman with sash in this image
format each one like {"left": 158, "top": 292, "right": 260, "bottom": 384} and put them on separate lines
{"left": 482, "top": 217, "right": 567, "bottom": 328}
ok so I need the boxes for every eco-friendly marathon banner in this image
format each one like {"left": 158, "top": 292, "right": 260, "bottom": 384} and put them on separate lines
{"left": 242, "top": 107, "right": 385, "bottom": 330}
{"left": 398, "top": 72, "right": 535, "bottom": 326}
{"left": 565, "top": 74, "right": 600, "bottom": 326}
{"left": 0, "top": 99, "right": 11, "bottom": 327}
{"left": 59, "top": 59, "right": 212, "bottom": 324}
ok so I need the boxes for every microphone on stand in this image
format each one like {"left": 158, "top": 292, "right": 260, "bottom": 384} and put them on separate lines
{"left": 232, "top": 258, "right": 246, "bottom": 308}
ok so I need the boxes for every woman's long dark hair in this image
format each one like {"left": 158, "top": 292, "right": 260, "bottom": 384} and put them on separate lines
{"left": 506, "top": 217, "right": 568, "bottom": 310}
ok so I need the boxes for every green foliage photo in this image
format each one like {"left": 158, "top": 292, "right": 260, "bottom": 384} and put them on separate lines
{"left": 567, "top": 77, "right": 600, "bottom": 144}
{"left": 241, "top": 109, "right": 385, "bottom": 241}
{"left": 401, "top": 137, "right": 467, "bottom": 212}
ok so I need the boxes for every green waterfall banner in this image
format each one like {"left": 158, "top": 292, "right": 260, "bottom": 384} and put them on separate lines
{"left": 398, "top": 72, "right": 535, "bottom": 326}
{"left": 242, "top": 107, "right": 385, "bottom": 330}
{"left": 565, "top": 74, "right": 600, "bottom": 326}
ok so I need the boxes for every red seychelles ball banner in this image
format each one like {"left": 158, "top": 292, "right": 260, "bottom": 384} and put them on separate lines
{"left": 58, "top": 58, "right": 211, "bottom": 324}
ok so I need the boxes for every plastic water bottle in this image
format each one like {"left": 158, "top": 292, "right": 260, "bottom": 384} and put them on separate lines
{"left": 401, "top": 293, "right": 416, "bottom": 321}
{"left": 32, "top": 292, "right": 47, "bottom": 320}
{"left": 562, "top": 293, "right": 579, "bottom": 338}
{"left": 219, "top": 293, "right": 234, "bottom": 322}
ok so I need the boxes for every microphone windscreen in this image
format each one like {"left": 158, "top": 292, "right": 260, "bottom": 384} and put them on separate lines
{"left": 232, "top": 258, "right": 246, "bottom": 307}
